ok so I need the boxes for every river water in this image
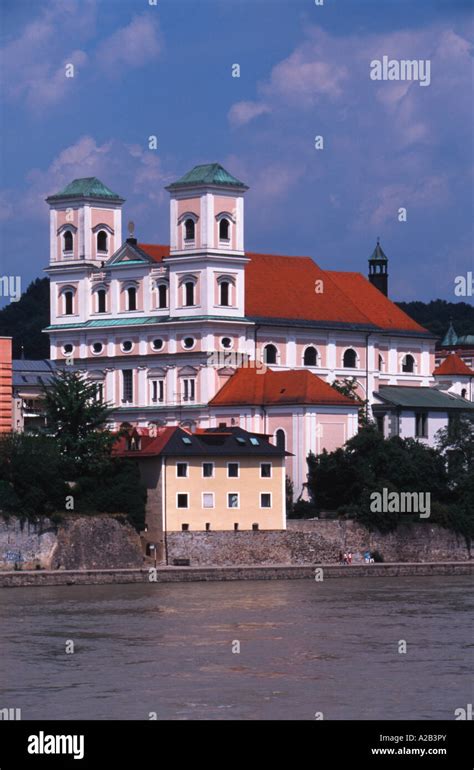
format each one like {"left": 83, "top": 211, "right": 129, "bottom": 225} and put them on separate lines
{"left": 0, "top": 576, "right": 472, "bottom": 720}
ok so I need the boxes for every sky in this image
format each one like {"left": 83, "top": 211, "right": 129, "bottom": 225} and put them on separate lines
{"left": 0, "top": 0, "right": 472, "bottom": 307}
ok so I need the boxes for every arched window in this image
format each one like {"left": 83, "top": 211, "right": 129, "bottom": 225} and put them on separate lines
{"left": 378, "top": 354, "right": 383, "bottom": 371}
{"left": 263, "top": 344, "right": 278, "bottom": 364}
{"left": 184, "top": 219, "right": 195, "bottom": 241}
{"left": 402, "top": 354, "right": 415, "bottom": 373}
{"left": 97, "top": 289, "right": 106, "bottom": 313}
{"left": 127, "top": 287, "right": 137, "bottom": 311}
{"left": 158, "top": 284, "right": 168, "bottom": 309}
{"left": 275, "top": 429, "right": 286, "bottom": 451}
{"left": 461, "top": 388, "right": 467, "bottom": 399}
{"left": 219, "top": 281, "right": 230, "bottom": 306}
{"left": 219, "top": 218, "right": 230, "bottom": 240}
{"left": 64, "top": 290, "right": 73, "bottom": 315}
{"left": 343, "top": 348, "right": 357, "bottom": 368}
{"left": 304, "top": 346, "right": 317, "bottom": 366}
{"left": 63, "top": 231, "right": 73, "bottom": 253}
{"left": 185, "top": 281, "right": 195, "bottom": 307}
{"left": 97, "top": 231, "right": 108, "bottom": 252}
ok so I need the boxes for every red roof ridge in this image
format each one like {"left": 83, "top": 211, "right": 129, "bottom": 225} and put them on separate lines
{"left": 433, "top": 352, "right": 474, "bottom": 376}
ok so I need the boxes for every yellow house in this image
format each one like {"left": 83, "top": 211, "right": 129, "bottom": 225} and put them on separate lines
{"left": 115, "top": 424, "right": 289, "bottom": 560}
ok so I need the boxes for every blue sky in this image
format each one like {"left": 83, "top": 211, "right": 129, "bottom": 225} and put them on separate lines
{"left": 0, "top": 0, "right": 472, "bottom": 307}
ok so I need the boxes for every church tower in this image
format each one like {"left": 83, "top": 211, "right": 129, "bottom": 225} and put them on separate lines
{"left": 46, "top": 177, "right": 124, "bottom": 267}
{"left": 368, "top": 238, "right": 389, "bottom": 296}
{"left": 164, "top": 163, "right": 249, "bottom": 318}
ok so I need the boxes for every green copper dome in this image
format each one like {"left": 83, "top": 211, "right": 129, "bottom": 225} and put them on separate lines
{"left": 166, "top": 163, "right": 248, "bottom": 190}
{"left": 46, "top": 177, "right": 124, "bottom": 202}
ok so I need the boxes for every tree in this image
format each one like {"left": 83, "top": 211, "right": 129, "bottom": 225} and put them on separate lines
{"left": 0, "top": 278, "right": 50, "bottom": 358}
{"left": 43, "top": 370, "right": 115, "bottom": 478}
{"left": 331, "top": 377, "right": 371, "bottom": 426}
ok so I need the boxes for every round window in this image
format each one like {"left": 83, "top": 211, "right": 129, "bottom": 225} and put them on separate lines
{"left": 152, "top": 339, "right": 164, "bottom": 351}
{"left": 92, "top": 342, "right": 103, "bottom": 355}
{"left": 221, "top": 337, "right": 232, "bottom": 349}
{"left": 183, "top": 337, "right": 195, "bottom": 349}
{"left": 121, "top": 341, "right": 133, "bottom": 352}
{"left": 63, "top": 343, "right": 73, "bottom": 355}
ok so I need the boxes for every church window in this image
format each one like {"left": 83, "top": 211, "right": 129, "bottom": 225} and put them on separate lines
{"left": 127, "top": 286, "right": 137, "bottom": 311}
{"left": 402, "top": 354, "right": 415, "bottom": 373}
{"left": 97, "top": 231, "right": 108, "bottom": 252}
{"left": 263, "top": 344, "right": 278, "bottom": 364}
{"left": 304, "top": 346, "right": 318, "bottom": 366}
{"left": 184, "top": 219, "right": 195, "bottom": 241}
{"left": 63, "top": 231, "right": 73, "bottom": 253}
{"left": 219, "top": 218, "right": 230, "bottom": 240}
{"left": 343, "top": 348, "right": 357, "bottom": 368}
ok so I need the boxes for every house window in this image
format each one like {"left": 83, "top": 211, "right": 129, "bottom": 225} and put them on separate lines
{"left": 304, "top": 346, "right": 317, "bottom": 366}
{"left": 97, "top": 289, "right": 106, "bottom": 313}
{"left": 184, "top": 219, "right": 195, "bottom": 241}
{"left": 158, "top": 284, "right": 168, "bottom": 309}
{"left": 263, "top": 344, "right": 278, "bottom": 364}
{"left": 181, "top": 523, "right": 189, "bottom": 531}
{"left": 402, "top": 354, "right": 415, "bottom": 373}
{"left": 184, "top": 282, "right": 195, "bottom": 306}
{"left": 219, "top": 218, "right": 230, "bottom": 240}
{"left": 343, "top": 348, "right": 357, "bottom": 368}
{"left": 183, "top": 378, "right": 195, "bottom": 402}
{"left": 260, "top": 493, "right": 272, "bottom": 508}
{"left": 228, "top": 493, "right": 239, "bottom": 508}
{"left": 227, "top": 462, "right": 239, "bottom": 478}
{"left": 219, "top": 281, "right": 230, "bottom": 306}
{"left": 97, "top": 231, "right": 108, "bottom": 252}
{"left": 122, "top": 369, "right": 133, "bottom": 403}
{"left": 127, "top": 287, "right": 137, "bottom": 311}
{"left": 252, "top": 523, "right": 259, "bottom": 531}
{"left": 202, "top": 493, "right": 214, "bottom": 509}
{"left": 151, "top": 379, "right": 164, "bottom": 403}
{"left": 202, "top": 462, "right": 214, "bottom": 478}
{"left": 177, "top": 494, "right": 189, "bottom": 509}
{"left": 260, "top": 463, "right": 271, "bottom": 478}
{"left": 275, "top": 429, "right": 286, "bottom": 451}
{"left": 177, "top": 462, "right": 188, "bottom": 478}
{"left": 415, "top": 412, "right": 427, "bottom": 438}
{"left": 63, "top": 230, "right": 73, "bottom": 252}
{"left": 63, "top": 290, "right": 73, "bottom": 315}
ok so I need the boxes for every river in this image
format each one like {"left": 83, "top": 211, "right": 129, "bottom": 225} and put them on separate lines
{"left": 0, "top": 576, "right": 472, "bottom": 720}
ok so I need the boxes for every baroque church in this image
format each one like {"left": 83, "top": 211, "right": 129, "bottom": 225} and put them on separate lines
{"left": 44, "top": 163, "right": 471, "bottom": 497}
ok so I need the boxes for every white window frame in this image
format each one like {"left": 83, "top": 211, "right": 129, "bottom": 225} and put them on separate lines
{"left": 176, "top": 492, "right": 189, "bottom": 509}
{"left": 227, "top": 492, "right": 240, "bottom": 509}
{"left": 202, "top": 492, "right": 215, "bottom": 509}
{"left": 260, "top": 462, "right": 272, "bottom": 479}
{"left": 260, "top": 492, "right": 272, "bottom": 509}
{"left": 176, "top": 462, "right": 189, "bottom": 479}
{"left": 182, "top": 377, "right": 196, "bottom": 402}
{"left": 202, "top": 462, "right": 215, "bottom": 478}
{"left": 227, "top": 461, "right": 240, "bottom": 478}
{"left": 151, "top": 379, "right": 164, "bottom": 403}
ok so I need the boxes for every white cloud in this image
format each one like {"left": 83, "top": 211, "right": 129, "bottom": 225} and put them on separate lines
{"left": 95, "top": 14, "right": 162, "bottom": 75}
{"left": 228, "top": 100, "right": 271, "bottom": 127}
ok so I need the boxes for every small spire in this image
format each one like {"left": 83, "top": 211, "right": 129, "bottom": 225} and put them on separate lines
{"left": 20, "top": 345, "right": 25, "bottom": 360}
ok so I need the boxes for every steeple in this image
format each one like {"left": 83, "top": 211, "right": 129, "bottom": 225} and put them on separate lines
{"left": 368, "top": 238, "right": 388, "bottom": 296}
{"left": 441, "top": 320, "right": 458, "bottom": 348}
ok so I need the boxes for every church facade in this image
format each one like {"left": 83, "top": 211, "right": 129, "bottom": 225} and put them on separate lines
{"left": 44, "top": 164, "right": 437, "bottom": 497}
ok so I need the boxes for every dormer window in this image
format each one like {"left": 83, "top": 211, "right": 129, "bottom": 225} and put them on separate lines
{"left": 63, "top": 230, "right": 73, "bottom": 253}
{"left": 97, "top": 230, "right": 108, "bottom": 253}
{"left": 219, "top": 218, "right": 230, "bottom": 240}
{"left": 184, "top": 219, "right": 195, "bottom": 241}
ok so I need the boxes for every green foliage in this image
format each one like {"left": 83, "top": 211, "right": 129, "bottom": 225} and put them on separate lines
{"left": 0, "top": 433, "right": 68, "bottom": 517}
{"left": 74, "top": 459, "right": 147, "bottom": 531}
{"left": 285, "top": 475, "right": 294, "bottom": 517}
{"left": 43, "top": 370, "right": 115, "bottom": 478}
{"left": 396, "top": 299, "right": 474, "bottom": 340}
{"left": 0, "top": 278, "right": 50, "bottom": 358}
{"left": 305, "top": 425, "right": 464, "bottom": 535}
{"left": 331, "top": 377, "right": 371, "bottom": 427}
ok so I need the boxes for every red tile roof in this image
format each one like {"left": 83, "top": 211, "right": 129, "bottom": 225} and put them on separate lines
{"left": 112, "top": 426, "right": 177, "bottom": 457}
{"left": 138, "top": 245, "right": 428, "bottom": 333}
{"left": 433, "top": 353, "right": 474, "bottom": 376}
{"left": 209, "top": 366, "right": 357, "bottom": 407}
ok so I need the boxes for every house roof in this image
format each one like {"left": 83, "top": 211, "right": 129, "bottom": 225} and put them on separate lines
{"left": 12, "top": 359, "right": 57, "bottom": 387}
{"left": 369, "top": 238, "right": 388, "bottom": 262}
{"left": 374, "top": 386, "right": 474, "bottom": 410}
{"left": 46, "top": 177, "right": 124, "bottom": 203}
{"left": 209, "top": 366, "right": 357, "bottom": 407}
{"left": 113, "top": 425, "right": 289, "bottom": 458}
{"left": 136, "top": 245, "right": 430, "bottom": 335}
{"left": 165, "top": 163, "right": 248, "bottom": 191}
{"left": 433, "top": 353, "right": 474, "bottom": 376}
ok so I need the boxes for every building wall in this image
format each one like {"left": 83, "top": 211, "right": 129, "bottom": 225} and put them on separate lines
{"left": 165, "top": 455, "right": 285, "bottom": 531}
{"left": 0, "top": 338, "right": 12, "bottom": 433}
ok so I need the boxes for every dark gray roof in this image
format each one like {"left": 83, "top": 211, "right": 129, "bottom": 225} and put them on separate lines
{"left": 375, "top": 386, "right": 474, "bottom": 411}
{"left": 163, "top": 426, "right": 290, "bottom": 457}
{"left": 12, "top": 360, "right": 57, "bottom": 387}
